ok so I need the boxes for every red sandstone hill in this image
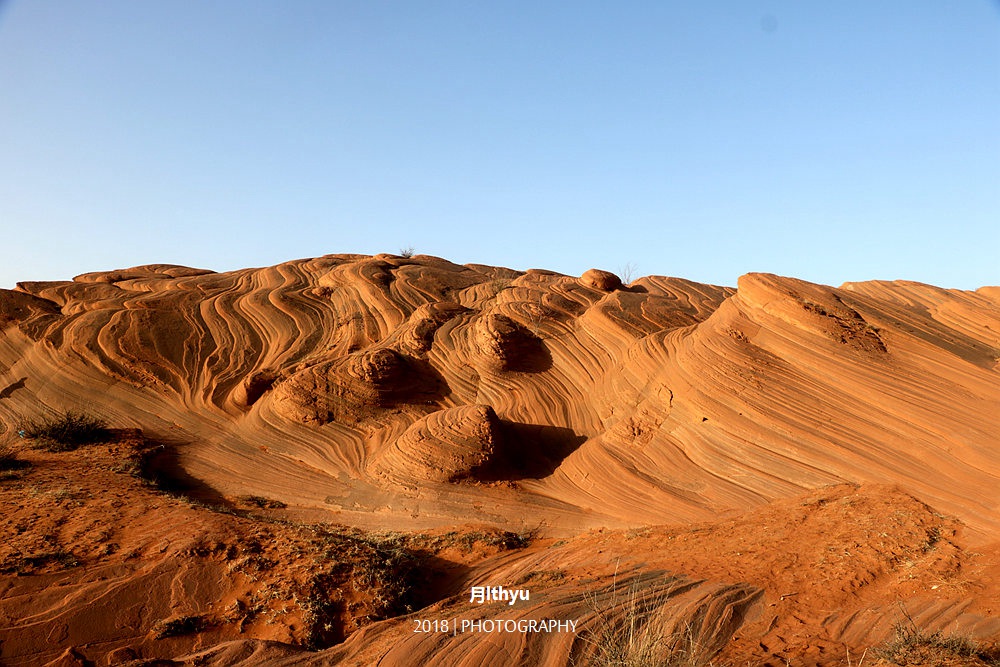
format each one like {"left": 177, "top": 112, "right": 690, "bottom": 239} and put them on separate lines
{"left": 0, "top": 254, "right": 997, "bottom": 666}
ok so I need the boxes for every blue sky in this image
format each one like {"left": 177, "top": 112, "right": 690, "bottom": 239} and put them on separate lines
{"left": 1, "top": 1, "right": 997, "bottom": 290}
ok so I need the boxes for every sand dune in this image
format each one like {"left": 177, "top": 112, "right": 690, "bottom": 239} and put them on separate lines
{"left": 0, "top": 253, "right": 997, "bottom": 665}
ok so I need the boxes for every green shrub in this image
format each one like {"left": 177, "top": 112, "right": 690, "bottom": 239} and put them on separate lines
{"left": 21, "top": 411, "right": 111, "bottom": 452}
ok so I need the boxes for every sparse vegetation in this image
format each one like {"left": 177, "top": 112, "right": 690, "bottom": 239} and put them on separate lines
{"left": 801, "top": 299, "right": 829, "bottom": 317}
{"left": 526, "top": 292, "right": 552, "bottom": 337}
{"left": 237, "top": 494, "right": 288, "bottom": 509}
{"left": 341, "top": 531, "right": 423, "bottom": 619}
{"left": 620, "top": 262, "right": 638, "bottom": 285}
{"left": 399, "top": 246, "right": 415, "bottom": 258}
{"left": 489, "top": 277, "right": 513, "bottom": 297}
{"left": 153, "top": 615, "right": 207, "bottom": 639}
{"left": 873, "top": 620, "right": 1000, "bottom": 666}
{"left": 48, "top": 485, "right": 87, "bottom": 505}
{"left": 295, "top": 525, "right": 534, "bottom": 647}
{"left": 1, "top": 550, "right": 81, "bottom": 574}
{"left": 579, "top": 574, "right": 720, "bottom": 667}
{"left": 20, "top": 411, "right": 111, "bottom": 452}
{"left": 516, "top": 568, "right": 567, "bottom": 585}
{"left": 413, "top": 528, "right": 534, "bottom": 553}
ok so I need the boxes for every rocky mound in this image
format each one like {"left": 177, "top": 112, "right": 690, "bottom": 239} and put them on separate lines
{"left": 368, "top": 404, "right": 503, "bottom": 484}
{"left": 0, "top": 253, "right": 997, "bottom": 665}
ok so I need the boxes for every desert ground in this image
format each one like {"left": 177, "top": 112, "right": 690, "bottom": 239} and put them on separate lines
{"left": 0, "top": 253, "right": 997, "bottom": 666}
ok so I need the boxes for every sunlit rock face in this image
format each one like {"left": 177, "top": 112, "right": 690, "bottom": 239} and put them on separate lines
{"left": 1, "top": 254, "right": 998, "bottom": 666}
{"left": 2, "top": 255, "right": 998, "bottom": 537}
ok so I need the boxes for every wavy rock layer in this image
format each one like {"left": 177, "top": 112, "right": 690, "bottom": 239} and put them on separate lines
{"left": 0, "top": 255, "right": 997, "bottom": 538}
{"left": 0, "top": 254, "right": 998, "bottom": 666}
{"left": 368, "top": 404, "right": 503, "bottom": 485}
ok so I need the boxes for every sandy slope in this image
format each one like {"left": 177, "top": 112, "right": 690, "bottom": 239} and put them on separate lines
{"left": 0, "top": 253, "right": 997, "bottom": 665}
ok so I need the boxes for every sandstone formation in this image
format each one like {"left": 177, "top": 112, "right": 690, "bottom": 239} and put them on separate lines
{"left": 368, "top": 404, "right": 503, "bottom": 484}
{"left": 0, "top": 253, "right": 997, "bottom": 665}
{"left": 579, "top": 267, "right": 623, "bottom": 291}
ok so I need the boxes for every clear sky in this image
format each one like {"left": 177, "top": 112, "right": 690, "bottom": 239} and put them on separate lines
{"left": 1, "top": 1, "right": 997, "bottom": 290}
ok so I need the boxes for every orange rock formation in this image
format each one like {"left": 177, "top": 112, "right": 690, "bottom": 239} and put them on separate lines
{"left": 0, "top": 253, "right": 997, "bottom": 665}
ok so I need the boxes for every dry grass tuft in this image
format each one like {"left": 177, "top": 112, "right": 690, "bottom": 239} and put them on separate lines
{"left": 873, "top": 620, "right": 1000, "bottom": 666}
{"left": 578, "top": 573, "right": 723, "bottom": 667}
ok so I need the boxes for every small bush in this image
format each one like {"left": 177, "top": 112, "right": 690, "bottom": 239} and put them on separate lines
{"left": 620, "top": 262, "right": 638, "bottom": 285}
{"left": 21, "top": 411, "right": 111, "bottom": 452}
{"left": 398, "top": 246, "right": 415, "bottom": 258}
{"left": 1, "top": 550, "right": 80, "bottom": 574}
{"left": 237, "top": 494, "right": 287, "bottom": 509}
{"left": 154, "top": 615, "right": 206, "bottom": 639}
{"left": 457, "top": 529, "right": 533, "bottom": 551}
{"left": 875, "top": 621, "right": 1000, "bottom": 666}
{"left": 489, "top": 277, "right": 512, "bottom": 296}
